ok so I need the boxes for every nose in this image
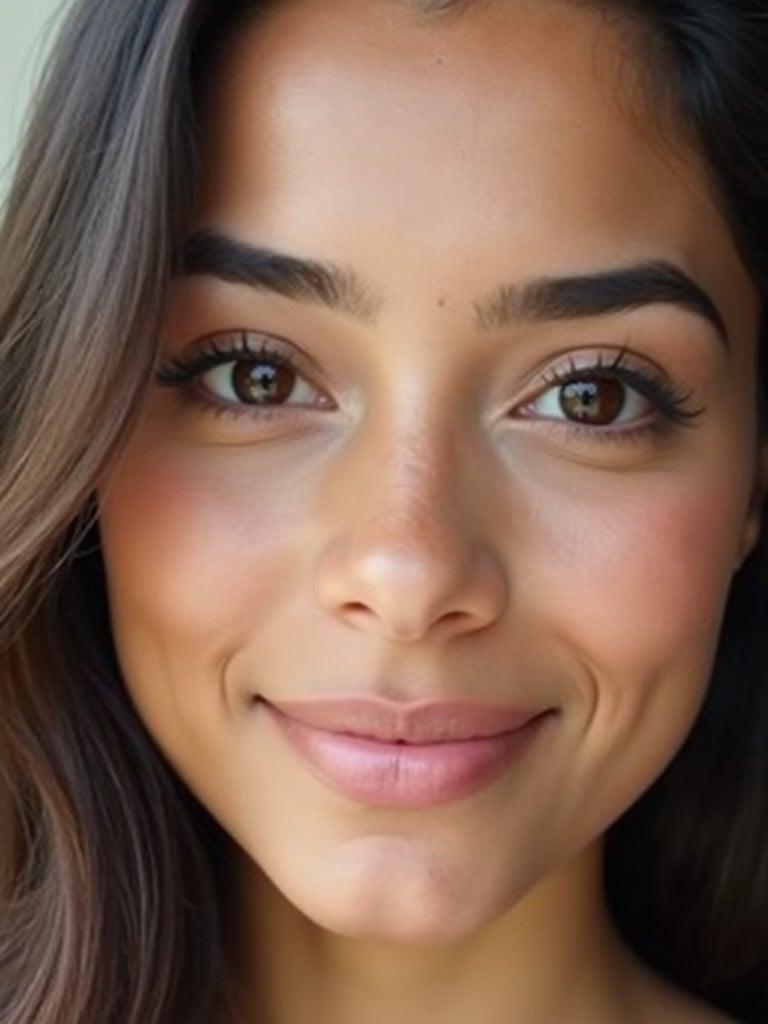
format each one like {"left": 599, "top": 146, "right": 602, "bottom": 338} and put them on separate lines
{"left": 313, "top": 432, "right": 508, "bottom": 644}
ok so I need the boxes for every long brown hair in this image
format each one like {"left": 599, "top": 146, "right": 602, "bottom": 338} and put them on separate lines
{"left": 1, "top": 2, "right": 767, "bottom": 1021}
{"left": 0, "top": 2, "right": 235, "bottom": 1019}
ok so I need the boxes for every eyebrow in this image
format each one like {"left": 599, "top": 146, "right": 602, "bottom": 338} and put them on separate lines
{"left": 182, "top": 230, "right": 728, "bottom": 347}
{"left": 475, "top": 261, "right": 728, "bottom": 346}
{"left": 182, "top": 230, "right": 380, "bottom": 323}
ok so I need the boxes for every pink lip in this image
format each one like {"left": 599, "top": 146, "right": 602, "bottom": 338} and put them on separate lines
{"left": 261, "top": 697, "right": 552, "bottom": 808}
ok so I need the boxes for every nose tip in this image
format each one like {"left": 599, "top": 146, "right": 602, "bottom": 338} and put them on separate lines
{"left": 314, "top": 531, "right": 508, "bottom": 644}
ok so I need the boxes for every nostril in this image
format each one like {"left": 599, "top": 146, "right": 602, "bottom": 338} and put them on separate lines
{"left": 337, "top": 601, "right": 476, "bottom": 644}
{"left": 341, "top": 602, "right": 371, "bottom": 616}
{"left": 338, "top": 602, "right": 382, "bottom": 633}
{"left": 441, "top": 610, "right": 470, "bottom": 626}
{"left": 337, "top": 599, "right": 424, "bottom": 642}
{"left": 315, "top": 533, "right": 507, "bottom": 642}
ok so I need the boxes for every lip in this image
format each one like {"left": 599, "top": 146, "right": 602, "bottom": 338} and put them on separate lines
{"left": 261, "top": 697, "right": 552, "bottom": 808}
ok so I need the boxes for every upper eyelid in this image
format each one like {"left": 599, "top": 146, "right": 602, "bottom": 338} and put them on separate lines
{"left": 522, "top": 348, "right": 668, "bottom": 394}
{"left": 536, "top": 350, "right": 687, "bottom": 389}
{"left": 162, "top": 329, "right": 293, "bottom": 360}
{"left": 539, "top": 346, "right": 653, "bottom": 375}
{"left": 156, "top": 329, "right": 322, "bottom": 380}
{"left": 540, "top": 360, "right": 659, "bottom": 389}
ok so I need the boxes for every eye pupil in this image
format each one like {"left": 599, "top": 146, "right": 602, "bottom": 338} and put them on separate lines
{"left": 232, "top": 360, "right": 295, "bottom": 405}
{"left": 559, "top": 378, "right": 625, "bottom": 424}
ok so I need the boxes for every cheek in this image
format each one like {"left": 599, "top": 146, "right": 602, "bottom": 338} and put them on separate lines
{"left": 520, "top": 437, "right": 749, "bottom": 663}
{"left": 97, "top": 438, "right": 314, "bottom": 728}
{"left": 550, "top": 483, "right": 734, "bottom": 653}
{"left": 520, "top": 464, "right": 747, "bottom": 840}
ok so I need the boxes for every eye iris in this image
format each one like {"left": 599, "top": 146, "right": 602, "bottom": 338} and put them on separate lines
{"left": 559, "top": 378, "right": 625, "bottom": 424}
{"left": 232, "top": 360, "right": 295, "bottom": 405}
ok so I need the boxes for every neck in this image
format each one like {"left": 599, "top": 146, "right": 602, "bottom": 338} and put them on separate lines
{"left": 228, "top": 842, "right": 648, "bottom": 1024}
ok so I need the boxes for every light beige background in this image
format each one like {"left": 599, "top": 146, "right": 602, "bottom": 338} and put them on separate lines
{"left": 0, "top": 0, "right": 66, "bottom": 197}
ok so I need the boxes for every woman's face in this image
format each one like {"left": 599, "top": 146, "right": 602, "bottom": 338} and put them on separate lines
{"left": 99, "top": 0, "right": 761, "bottom": 942}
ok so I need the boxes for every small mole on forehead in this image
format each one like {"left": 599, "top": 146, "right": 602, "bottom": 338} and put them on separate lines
{"left": 438, "top": 297, "right": 446, "bottom": 307}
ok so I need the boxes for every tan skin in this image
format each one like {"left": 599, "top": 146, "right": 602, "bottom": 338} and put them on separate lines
{"left": 98, "top": 1, "right": 763, "bottom": 1021}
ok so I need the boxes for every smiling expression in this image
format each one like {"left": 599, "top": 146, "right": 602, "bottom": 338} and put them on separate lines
{"left": 98, "top": 0, "right": 761, "bottom": 943}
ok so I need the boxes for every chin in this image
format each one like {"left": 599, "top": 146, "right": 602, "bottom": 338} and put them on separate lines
{"left": 300, "top": 897, "right": 500, "bottom": 947}
{"left": 268, "top": 842, "right": 529, "bottom": 947}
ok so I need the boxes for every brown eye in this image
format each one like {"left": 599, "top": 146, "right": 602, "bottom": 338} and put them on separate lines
{"left": 231, "top": 359, "right": 297, "bottom": 405}
{"left": 559, "top": 378, "right": 626, "bottom": 425}
{"left": 200, "top": 354, "right": 324, "bottom": 408}
{"left": 525, "top": 370, "right": 652, "bottom": 428}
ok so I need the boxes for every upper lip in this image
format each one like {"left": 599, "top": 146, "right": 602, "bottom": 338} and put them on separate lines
{"left": 263, "top": 696, "right": 549, "bottom": 743}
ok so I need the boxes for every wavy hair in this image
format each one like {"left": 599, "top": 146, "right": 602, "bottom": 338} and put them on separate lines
{"left": 0, "top": 1, "right": 767, "bottom": 1021}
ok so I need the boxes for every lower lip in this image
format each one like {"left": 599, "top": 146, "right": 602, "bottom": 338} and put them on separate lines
{"left": 264, "top": 705, "right": 549, "bottom": 808}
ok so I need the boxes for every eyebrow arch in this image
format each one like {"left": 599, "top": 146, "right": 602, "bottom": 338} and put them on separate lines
{"left": 182, "top": 231, "right": 728, "bottom": 349}
{"left": 182, "top": 230, "right": 380, "bottom": 323}
{"left": 475, "top": 261, "right": 728, "bottom": 347}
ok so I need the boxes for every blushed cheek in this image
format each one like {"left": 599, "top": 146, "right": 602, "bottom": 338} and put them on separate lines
{"left": 543, "top": 464, "right": 745, "bottom": 671}
{"left": 541, "top": 468, "right": 746, "bottom": 800}
{"left": 502, "top": 465, "right": 749, "bottom": 853}
{"left": 97, "top": 441, "right": 309, "bottom": 678}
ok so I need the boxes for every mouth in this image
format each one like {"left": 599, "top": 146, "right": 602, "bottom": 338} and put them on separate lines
{"left": 260, "top": 696, "right": 555, "bottom": 808}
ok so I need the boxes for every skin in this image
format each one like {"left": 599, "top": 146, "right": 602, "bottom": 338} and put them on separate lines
{"left": 98, "top": 0, "right": 763, "bottom": 1021}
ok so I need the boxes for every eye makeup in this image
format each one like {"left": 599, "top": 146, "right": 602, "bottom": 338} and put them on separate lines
{"left": 156, "top": 330, "right": 332, "bottom": 420}
{"left": 516, "top": 348, "right": 704, "bottom": 446}
{"left": 155, "top": 330, "right": 705, "bottom": 447}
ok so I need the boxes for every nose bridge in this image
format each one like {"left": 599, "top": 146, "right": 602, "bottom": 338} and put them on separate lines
{"left": 313, "top": 411, "right": 508, "bottom": 643}
{"left": 369, "top": 420, "right": 460, "bottom": 540}
{"left": 347, "top": 407, "right": 475, "bottom": 568}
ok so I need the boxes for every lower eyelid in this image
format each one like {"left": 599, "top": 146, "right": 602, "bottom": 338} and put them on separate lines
{"left": 174, "top": 384, "right": 325, "bottom": 427}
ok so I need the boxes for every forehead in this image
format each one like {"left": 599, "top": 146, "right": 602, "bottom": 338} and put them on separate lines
{"left": 193, "top": 0, "right": 754, "bottom": 334}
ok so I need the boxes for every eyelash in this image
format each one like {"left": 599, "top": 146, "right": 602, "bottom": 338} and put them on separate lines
{"left": 522, "top": 349, "right": 703, "bottom": 443}
{"left": 156, "top": 332, "right": 321, "bottom": 419}
{"left": 155, "top": 334, "right": 703, "bottom": 441}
